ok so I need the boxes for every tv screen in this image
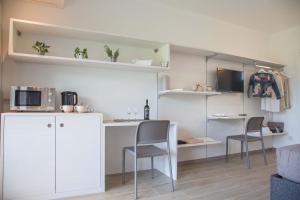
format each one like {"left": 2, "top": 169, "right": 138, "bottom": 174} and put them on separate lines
{"left": 217, "top": 68, "right": 244, "bottom": 92}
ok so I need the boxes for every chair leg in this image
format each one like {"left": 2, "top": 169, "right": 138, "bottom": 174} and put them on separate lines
{"left": 122, "top": 149, "right": 126, "bottom": 184}
{"left": 134, "top": 153, "right": 138, "bottom": 200}
{"left": 261, "top": 139, "right": 268, "bottom": 165}
{"left": 241, "top": 141, "right": 244, "bottom": 160}
{"left": 226, "top": 137, "right": 229, "bottom": 162}
{"left": 167, "top": 141, "right": 175, "bottom": 192}
{"left": 245, "top": 140, "right": 250, "bottom": 169}
{"left": 151, "top": 156, "right": 154, "bottom": 179}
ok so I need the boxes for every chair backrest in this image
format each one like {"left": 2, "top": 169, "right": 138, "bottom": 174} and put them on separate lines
{"left": 246, "top": 117, "right": 264, "bottom": 136}
{"left": 136, "top": 120, "right": 170, "bottom": 145}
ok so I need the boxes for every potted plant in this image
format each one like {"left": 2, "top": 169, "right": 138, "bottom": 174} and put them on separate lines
{"left": 74, "top": 47, "right": 88, "bottom": 59}
{"left": 104, "top": 45, "right": 119, "bottom": 62}
{"left": 32, "top": 41, "right": 50, "bottom": 55}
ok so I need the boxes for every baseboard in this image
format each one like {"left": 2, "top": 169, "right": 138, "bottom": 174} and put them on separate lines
{"left": 178, "top": 148, "right": 275, "bottom": 165}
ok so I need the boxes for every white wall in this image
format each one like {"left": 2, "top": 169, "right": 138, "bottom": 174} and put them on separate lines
{"left": 270, "top": 26, "right": 300, "bottom": 147}
{"left": 2, "top": 0, "right": 161, "bottom": 119}
{"left": 1, "top": 0, "right": 275, "bottom": 116}
{"left": 159, "top": 52, "right": 273, "bottom": 161}
{"left": 1, "top": 0, "right": 289, "bottom": 164}
{"left": 2, "top": 0, "right": 273, "bottom": 59}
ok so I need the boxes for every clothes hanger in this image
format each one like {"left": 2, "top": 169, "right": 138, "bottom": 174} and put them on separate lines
{"left": 255, "top": 62, "right": 269, "bottom": 73}
{"left": 258, "top": 68, "right": 267, "bottom": 73}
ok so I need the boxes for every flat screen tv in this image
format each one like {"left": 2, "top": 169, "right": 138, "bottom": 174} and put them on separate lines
{"left": 217, "top": 68, "right": 244, "bottom": 92}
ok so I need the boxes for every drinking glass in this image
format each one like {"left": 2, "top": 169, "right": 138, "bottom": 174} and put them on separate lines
{"left": 127, "top": 107, "right": 132, "bottom": 119}
{"left": 133, "top": 108, "right": 138, "bottom": 119}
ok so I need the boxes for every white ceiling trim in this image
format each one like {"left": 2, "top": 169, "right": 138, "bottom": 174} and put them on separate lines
{"left": 20, "top": 0, "right": 64, "bottom": 8}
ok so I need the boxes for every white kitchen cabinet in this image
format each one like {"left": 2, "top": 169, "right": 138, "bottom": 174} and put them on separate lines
{"left": 55, "top": 115, "right": 101, "bottom": 194}
{"left": 2, "top": 115, "right": 55, "bottom": 200}
{"left": 1, "top": 113, "right": 103, "bottom": 200}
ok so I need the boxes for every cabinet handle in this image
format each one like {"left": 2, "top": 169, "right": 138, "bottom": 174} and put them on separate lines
{"left": 60, "top": 123, "right": 64, "bottom": 128}
{"left": 47, "top": 124, "right": 52, "bottom": 128}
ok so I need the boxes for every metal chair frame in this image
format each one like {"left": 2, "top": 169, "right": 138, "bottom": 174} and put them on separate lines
{"left": 226, "top": 117, "right": 267, "bottom": 169}
{"left": 122, "top": 120, "right": 175, "bottom": 199}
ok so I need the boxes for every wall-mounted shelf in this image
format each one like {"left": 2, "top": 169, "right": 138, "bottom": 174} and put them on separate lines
{"left": 177, "top": 137, "right": 221, "bottom": 148}
{"left": 207, "top": 115, "right": 247, "bottom": 120}
{"left": 248, "top": 132, "right": 288, "bottom": 137}
{"left": 158, "top": 90, "right": 222, "bottom": 97}
{"left": 9, "top": 18, "right": 170, "bottom": 72}
{"left": 171, "top": 45, "right": 284, "bottom": 69}
{"left": 10, "top": 53, "right": 169, "bottom": 72}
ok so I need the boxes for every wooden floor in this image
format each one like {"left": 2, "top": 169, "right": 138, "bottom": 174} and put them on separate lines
{"left": 66, "top": 150, "right": 276, "bottom": 200}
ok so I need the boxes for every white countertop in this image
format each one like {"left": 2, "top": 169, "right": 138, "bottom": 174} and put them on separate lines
{"left": 1, "top": 112, "right": 103, "bottom": 116}
{"left": 104, "top": 120, "right": 177, "bottom": 127}
{"left": 207, "top": 115, "right": 247, "bottom": 120}
{"left": 2, "top": 113, "right": 177, "bottom": 128}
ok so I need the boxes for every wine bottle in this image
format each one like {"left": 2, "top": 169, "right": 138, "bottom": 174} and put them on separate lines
{"left": 144, "top": 99, "right": 150, "bottom": 120}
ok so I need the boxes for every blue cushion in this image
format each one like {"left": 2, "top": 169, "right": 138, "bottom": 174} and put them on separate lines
{"left": 271, "top": 174, "right": 300, "bottom": 200}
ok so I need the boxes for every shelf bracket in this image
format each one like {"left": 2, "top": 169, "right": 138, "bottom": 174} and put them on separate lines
{"left": 206, "top": 53, "right": 218, "bottom": 62}
{"left": 17, "top": 30, "right": 22, "bottom": 37}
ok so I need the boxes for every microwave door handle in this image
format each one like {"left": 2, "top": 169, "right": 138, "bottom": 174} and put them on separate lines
{"left": 74, "top": 92, "right": 78, "bottom": 105}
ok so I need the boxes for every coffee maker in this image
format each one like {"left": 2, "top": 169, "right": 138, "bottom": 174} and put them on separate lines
{"left": 61, "top": 91, "right": 78, "bottom": 106}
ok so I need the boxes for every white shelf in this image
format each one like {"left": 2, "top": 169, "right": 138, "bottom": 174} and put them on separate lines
{"left": 9, "top": 18, "right": 170, "bottom": 73}
{"left": 10, "top": 53, "right": 169, "bottom": 72}
{"left": 171, "top": 45, "right": 284, "bottom": 69}
{"left": 248, "top": 132, "right": 288, "bottom": 137}
{"left": 177, "top": 137, "right": 221, "bottom": 148}
{"left": 207, "top": 115, "right": 247, "bottom": 120}
{"left": 9, "top": 18, "right": 285, "bottom": 72}
{"left": 159, "top": 90, "right": 222, "bottom": 97}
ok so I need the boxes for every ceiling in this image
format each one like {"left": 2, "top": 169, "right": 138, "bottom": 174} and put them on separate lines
{"left": 150, "top": 0, "right": 300, "bottom": 34}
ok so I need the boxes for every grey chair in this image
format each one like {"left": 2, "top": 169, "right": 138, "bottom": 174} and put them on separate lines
{"left": 226, "top": 117, "right": 267, "bottom": 169}
{"left": 122, "top": 120, "right": 175, "bottom": 199}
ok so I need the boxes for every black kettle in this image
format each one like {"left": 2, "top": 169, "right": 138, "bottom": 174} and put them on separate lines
{"left": 61, "top": 91, "right": 78, "bottom": 106}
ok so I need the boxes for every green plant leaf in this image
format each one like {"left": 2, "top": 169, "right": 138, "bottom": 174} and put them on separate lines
{"left": 32, "top": 41, "right": 50, "bottom": 54}
{"left": 104, "top": 45, "right": 113, "bottom": 58}
{"left": 113, "top": 49, "right": 119, "bottom": 60}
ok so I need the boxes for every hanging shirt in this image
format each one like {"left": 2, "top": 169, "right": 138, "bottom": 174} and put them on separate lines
{"left": 273, "top": 72, "right": 284, "bottom": 98}
{"left": 248, "top": 72, "right": 281, "bottom": 99}
{"left": 261, "top": 72, "right": 291, "bottom": 113}
{"left": 261, "top": 90, "right": 281, "bottom": 112}
{"left": 281, "top": 74, "right": 291, "bottom": 109}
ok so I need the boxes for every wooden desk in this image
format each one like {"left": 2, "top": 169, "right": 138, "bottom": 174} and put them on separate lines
{"left": 102, "top": 120, "right": 178, "bottom": 191}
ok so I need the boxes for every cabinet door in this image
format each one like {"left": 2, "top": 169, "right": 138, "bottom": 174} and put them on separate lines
{"left": 56, "top": 115, "right": 101, "bottom": 193}
{"left": 3, "top": 116, "right": 55, "bottom": 199}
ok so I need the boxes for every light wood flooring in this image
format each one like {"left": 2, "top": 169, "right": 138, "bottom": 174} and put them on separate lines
{"left": 66, "top": 150, "right": 276, "bottom": 200}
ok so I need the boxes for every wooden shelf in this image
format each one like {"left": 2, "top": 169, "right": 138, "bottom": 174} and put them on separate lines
{"left": 159, "top": 90, "right": 222, "bottom": 97}
{"left": 177, "top": 137, "right": 221, "bottom": 148}
{"left": 207, "top": 115, "right": 247, "bottom": 120}
{"left": 10, "top": 53, "right": 169, "bottom": 72}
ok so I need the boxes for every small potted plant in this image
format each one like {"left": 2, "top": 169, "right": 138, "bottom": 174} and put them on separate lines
{"left": 104, "top": 45, "right": 119, "bottom": 62}
{"left": 32, "top": 41, "right": 50, "bottom": 55}
{"left": 74, "top": 47, "right": 88, "bottom": 59}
